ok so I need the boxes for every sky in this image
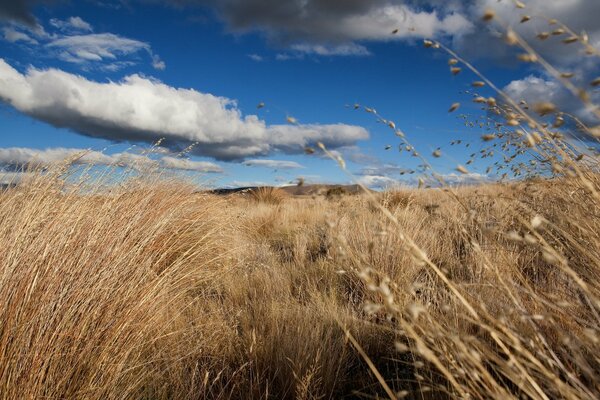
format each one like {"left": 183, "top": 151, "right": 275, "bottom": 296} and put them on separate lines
{"left": 0, "top": 0, "right": 598, "bottom": 189}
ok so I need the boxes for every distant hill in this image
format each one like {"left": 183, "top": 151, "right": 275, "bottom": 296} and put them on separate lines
{"left": 208, "top": 184, "right": 366, "bottom": 196}
{"left": 279, "top": 184, "right": 364, "bottom": 196}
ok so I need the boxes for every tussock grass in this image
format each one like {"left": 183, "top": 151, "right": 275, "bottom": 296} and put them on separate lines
{"left": 249, "top": 187, "right": 288, "bottom": 205}
{"left": 1, "top": 171, "right": 599, "bottom": 399}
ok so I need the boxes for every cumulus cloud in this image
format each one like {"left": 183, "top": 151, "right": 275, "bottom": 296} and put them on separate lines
{"left": 358, "top": 174, "right": 399, "bottom": 189}
{"left": 504, "top": 74, "right": 599, "bottom": 127}
{"left": 199, "top": 0, "right": 472, "bottom": 44}
{"left": 436, "top": 0, "right": 600, "bottom": 131}
{"left": 0, "top": 60, "right": 369, "bottom": 160}
{"left": 0, "top": 147, "right": 224, "bottom": 173}
{"left": 435, "top": 172, "right": 490, "bottom": 186}
{"left": 243, "top": 159, "right": 305, "bottom": 169}
{"left": 135, "top": 0, "right": 471, "bottom": 56}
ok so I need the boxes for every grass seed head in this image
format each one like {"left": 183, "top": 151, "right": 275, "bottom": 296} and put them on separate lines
{"left": 449, "top": 102, "right": 460, "bottom": 112}
{"left": 537, "top": 32, "right": 550, "bottom": 40}
{"left": 533, "top": 102, "right": 557, "bottom": 116}
{"left": 506, "top": 29, "right": 519, "bottom": 45}
{"left": 482, "top": 9, "right": 495, "bottom": 21}
{"left": 517, "top": 53, "right": 538, "bottom": 63}
{"left": 456, "top": 165, "right": 469, "bottom": 174}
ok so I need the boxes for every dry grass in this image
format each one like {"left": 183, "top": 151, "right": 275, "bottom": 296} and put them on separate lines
{"left": 249, "top": 187, "right": 289, "bottom": 205}
{"left": 0, "top": 169, "right": 599, "bottom": 399}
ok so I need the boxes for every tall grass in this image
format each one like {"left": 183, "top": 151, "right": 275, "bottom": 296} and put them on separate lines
{"left": 1, "top": 170, "right": 599, "bottom": 399}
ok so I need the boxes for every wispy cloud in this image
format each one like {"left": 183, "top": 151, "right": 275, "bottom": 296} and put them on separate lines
{"left": 0, "top": 147, "right": 224, "bottom": 173}
{"left": 289, "top": 43, "right": 371, "bottom": 56}
{"left": 49, "top": 16, "right": 93, "bottom": 33}
{"left": 243, "top": 159, "right": 305, "bottom": 169}
{"left": 2, "top": 26, "right": 37, "bottom": 44}
{"left": 48, "top": 33, "right": 155, "bottom": 65}
{"left": 1, "top": 16, "right": 165, "bottom": 71}
{"left": 160, "top": 156, "right": 223, "bottom": 172}
{"left": 248, "top": 53, "right": 264, "bottom": 62}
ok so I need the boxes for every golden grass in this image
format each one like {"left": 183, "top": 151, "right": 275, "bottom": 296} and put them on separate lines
{"left": 0, "top": 169, "right": 599, "bottom": 399}
{"left": 249, "top": 187, "right": 288, "bottom": 205}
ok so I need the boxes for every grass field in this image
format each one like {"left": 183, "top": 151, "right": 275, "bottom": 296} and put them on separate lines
{"left": 0, "top": 168, "right": 599, "bottom": 399}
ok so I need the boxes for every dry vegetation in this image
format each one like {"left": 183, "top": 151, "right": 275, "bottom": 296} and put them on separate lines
{"left": 1, "top": 2, "right": 600, "bottom": 400}
{"left": 0, "top": 169, "right": 599, "bottom": 399}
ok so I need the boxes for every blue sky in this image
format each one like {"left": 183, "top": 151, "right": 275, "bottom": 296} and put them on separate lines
{"left": 0, "top": 0, "right": 598, "bottom": 188}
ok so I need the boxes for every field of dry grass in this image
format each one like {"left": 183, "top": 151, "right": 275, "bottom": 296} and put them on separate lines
{"left": 0, "top": 167, "right": 599, "bottom": 399}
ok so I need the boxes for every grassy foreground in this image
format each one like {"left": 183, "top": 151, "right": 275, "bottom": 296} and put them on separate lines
{"left": 0, "top": 171, "right": 599, "bottom": 399}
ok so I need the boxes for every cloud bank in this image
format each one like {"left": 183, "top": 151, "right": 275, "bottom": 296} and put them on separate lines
{"left": 0, "top": 59, "right": 369, "bottom": 160}
{"left": 0, "top": 147, "right": 224, "bottom": 172}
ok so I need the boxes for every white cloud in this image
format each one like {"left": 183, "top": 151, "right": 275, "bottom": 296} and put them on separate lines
{"left": 49, "top": 16, "right": 93, "bottom": 33}
{"left": 0, "top": 147, "right": 114, "bottom": 168}
{"left": 160, "top": 156, "right": 223, "bottom": 172}
{"left": 0, "top": 147, "right": 224, "bottom": 173}
{"left": 358, "top": 174, "right": 399, "bottom": 189}
{"left": 48, "top": 33, "right": 152, "bottom": 64}
{"left": 248, "top": 53, "right": 264, "bottom": 62}
{"left": 2, "top": 18, "right": 164, "bottom": 71}
{"left": 243, "top": 159, "right": 305, "bottom": 169}
{"left": 189, "top": 0, "right": 473, "bottom": 51}
{"left": 226, "top": 180, "right": 273, "bottom": 188}
{"left": 434, "top": 172, "right": 490, "bottom": 186}
{"left": 0, "top": 60, "right": 369, "bottom": 160}
{"left": 325, "top": 4, "right": 473, "bottom": 42}
{"left": 2, "top": 26, "right": 37, "bottom": 44}
{"left": 504, "top": 75, "right": 599, "bottom": 126}
{"left": 151, "top": 54, "right": 166, "bottom": 70}
{"left": 289, "top": 43, "right": 371, "bottom": 56}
